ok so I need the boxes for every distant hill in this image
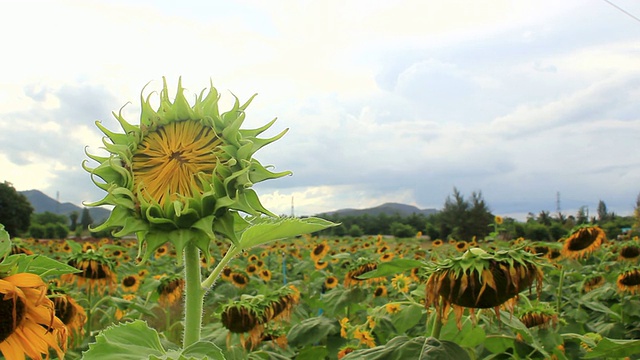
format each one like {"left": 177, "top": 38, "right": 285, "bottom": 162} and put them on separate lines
{"left": 318, "top": 202, "right": 438, "bottom": 217}
{"left": 20, "top": 190, "right": 111, "bottom": 223}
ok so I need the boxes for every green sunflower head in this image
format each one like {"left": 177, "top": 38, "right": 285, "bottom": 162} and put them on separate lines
{"left": 84, "top": 78, "right": 291, "bottom": 263}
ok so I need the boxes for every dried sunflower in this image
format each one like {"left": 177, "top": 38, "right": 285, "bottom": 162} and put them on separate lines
{"left": 61, "top": 250, "right": 117, "bottom": 294}
{"left": 157, "top": 275, "right": 185, "bottom": 306}
{"left": 561, "top": 226, "right": 606, "bottom": 259}
{"left": 84, "top": 78, "right": 290, "bottom": 264}
{"left": 0, "top": 273, "right": 67, "bottom": 360}
{"left": 424, "top": 247, "right": 543, "bottom": 326}
{"left": 49, "top": 288, "right": 87, "bottom": 346}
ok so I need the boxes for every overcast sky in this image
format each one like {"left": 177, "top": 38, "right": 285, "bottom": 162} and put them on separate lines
{"left": 1, "top": 0, "right": 639, "bottom": 220}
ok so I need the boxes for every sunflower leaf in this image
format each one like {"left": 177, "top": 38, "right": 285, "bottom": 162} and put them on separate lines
{"left": 582, "top": 338, "right": 640, "bottom": 359}
{"left": 9, "top": 254, "right": 80, "bottom": 277}
{"left": 83, "top": 320, "right": 166, "bottom": 360}
{"left": 0, "top": 224, "right": 10, "bottom": 261}
{"left": 341, "top": 336, "right": 471, "bottom": 360}
{"left": 237, "top": 216, "right": 338, "bottom": 250}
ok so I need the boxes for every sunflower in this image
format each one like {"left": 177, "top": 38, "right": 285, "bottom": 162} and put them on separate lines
{"left": 82, "top": 242, "right": 97, "bottom": 253}
{"left": 339, "top": 317, "right": 350, "bottom": 338}
{"left": 344, "top": 261, "right": 380, "bottom": 287}
{"left": 324, "top": 276, "right": 339, "bottom": 290}
{"left": 0, "top": 273, "right": 67, "bottom": 360}
{"left": 391, "top": 274, "right": 411, "bottom": 293}
{"left": 85, "top": 79, "right": 290, "bottom": 264}
{"left": 155, "top": 245, "right": 169, "bottom": 258}
{"left": 455, "top": 241, "right": 468, "bottom": 253}
{"left": 221, "top": 267, "right": 233, "bottom": 282}
{"left": 157, "top": 275, "right": 185, "bottom": 306}
{"left": 62, "top": 251, "right": 117, "bottom": 294}
{"left": 520, "top": 311, "right": 558, "bottom": 329}
{"left": 337, "top": 346, "right": 357, "bottom": 359}
{"left": 310, "top": 240, "right": 330, "bottom": 262}
{"left": 424, "top": 247, "right": 543, "bottom": 326}
{"left": 380, "top": 252, "right": 394, "bottom": 262}
{"left": 230, "top": 272, "right": 250, "bottom": 289}
{"left": 373, "top": 285, "right": 387, "bottom": 298}
{"left": 617, "top": 269, "right": 640, "bottom": 295}
{"left": 314, "top": 259, "right": 329, "bottom": 270}
{"left": 385, "top": 303, "right": 401, "bottom": 314}
{"left": 376, "top": 245, "right": 389, "bottom": 254}
{"left": 50, "top": 289, "right": 87, "bottom": 346}
{"left": 562, "top": 226, "right": 607, "bottom": 259}
{"left": 494, "top": 215, "right": 504, "bottom": 225}
{"left": 259, "top": 269, "right": 272, "bottom": 282}
{"left": 246, "top": 264, "right": 258, "bottom": 276}
{"left": 121, "top": 274, "right": 141, "bottom": 293}
{"left": 353, "top": 328, "right": 376, "bottom": 348}
{"left": 582, "top": 275, "right": 605, "bottom": 293}
{"left": 619, "top": 245, "right": 640, "bottom": 261}
{"left": 432, "top": 239, "right": 443, "bottom": 248}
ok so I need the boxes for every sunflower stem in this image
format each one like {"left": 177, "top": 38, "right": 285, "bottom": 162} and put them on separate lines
{"left": 556, "top": 267, "right": 565, "bottom": 314}
{"left": 183, "top": 242, "right": 204, "bottom": 348}
{"left": 430, "top": 298, "right": 444, "bottom": 339}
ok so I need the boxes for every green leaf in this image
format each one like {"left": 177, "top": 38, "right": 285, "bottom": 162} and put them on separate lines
{"left": 342, "top": 336, "right": 471, "bottom": 360}
{"left": 392, "top": 304, "right": 424, "bottom": 334}
{"left": 150, "top": 340, "right": 226, "bottom": 360}
{"left": 295, "top": 346, "right": 328, "bottom": 360}
{"left": 237, "top": 216, "right": 338, "bottom": 249}
{"left": 582, "top": 338, "right": 640, "bottom": 359}
{"left": 83, "top": 320, "right": 166, "bottom": 360}
{"left": 11, "top": 254, "right": 80, "bottom": 277}
{"left": 287, "top": 317, "right": 340, "bottom": 348}
{"left": 0, "top": 224, "right": 10, "bottom": 261}
{"left": 356, "top": 259, "right": 424, "bottom": 280}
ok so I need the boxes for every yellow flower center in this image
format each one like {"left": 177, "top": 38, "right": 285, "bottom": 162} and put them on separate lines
{"left": 132, "top": 120, "right": 222, "bottom": 206}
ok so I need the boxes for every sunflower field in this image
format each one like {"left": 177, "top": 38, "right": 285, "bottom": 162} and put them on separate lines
{"left": 2, "top": 224, "right": 640, "bottom": 360}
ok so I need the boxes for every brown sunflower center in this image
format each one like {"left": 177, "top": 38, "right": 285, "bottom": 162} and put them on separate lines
{"left": 132, "top": 120, "right": 222, "bottom": 206}
{"left": 567, "top": 229, "right": 600, "bottom": 251}
{"left": 123, "top": 276, "right": 137, "bottom": 287}
{"left": 53, "top": 297, "right": 77, "bottom": 325}
{"left": 0, "top": 296, "right": 26, "bottom": 342}
{"left": 621, "top": 246, "right": 640, "bottom": 259}
{"left": 620, "top": 271, "right": 640, "bottom": 286}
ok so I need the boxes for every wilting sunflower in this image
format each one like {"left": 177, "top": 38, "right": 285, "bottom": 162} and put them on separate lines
{"left": 344, "top": 260, "right": 381, "bottom": 287}
{"left": 49, "top": 289, "right": 87, "bottom": 346}
{"left": 562, "top": 226, "right": 607, "bottom": 259}
{"left": 582, "top": 275, "right": 606, "bottom": 293}
{"left": 121, "top": 274, "right": 142, "bottom": 293}
{"left": 619, "top": 244, "right": 640, "bottom": 261}
{"left": 520, "top": 310, "right": 558, "bottom": 329}
{"left": 0, "top": 273, "right": 67, "bottom": 360}
{"left": 157, "top": 275, "right": 185, "bottom": 306}
{"left": 324, "top": 276, "right": 339, "bottom": 290}
{"left": 84, "top": 78, "right": 290, "bottom": 263}
{"left": 62, "top": 251, "right": 117, "bottom": 294}
{"left": 617, "top": 268, "right": 640, "bottom": 295}
{"left": 424, "top": 247, "right": 543, "bottom": 326}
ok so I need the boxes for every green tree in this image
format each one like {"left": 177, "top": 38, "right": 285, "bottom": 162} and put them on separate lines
{"left": 69, "top": 211, "right": 79, "bottom": 230}
{"left": 437, "top": 188, "right": 493, "bottom": 241}
{"left": 29, "top": 223, "right": 45, "bottom": 238}
{"left": 348, "top": 224, "right": 363, "bottom": 237}
{"left": 390, "top": 222, "right": 416, "bottom": 238}
{"left": 80, "top": 208, "right": 93, "bottom": 231}
{"left": 0, "top": 181, "right": 33, "bottom": 237}
{"left": 597, "top": 200, "right": 609, "bottom": 222}
{"left": 32, "top": 211, "right": 68, "bottom": 226}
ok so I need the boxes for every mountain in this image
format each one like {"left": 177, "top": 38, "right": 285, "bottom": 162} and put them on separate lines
{"left": 318, "top": 202, "right": 438, "bottom": 217}
{"left": 20, "top": 190, "right": 111, "bottom": 223}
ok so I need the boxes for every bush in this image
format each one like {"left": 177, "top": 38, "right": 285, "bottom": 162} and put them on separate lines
{"left": 29, "top": 224, "right": 46, "bottom": 238}
{"left": 390, "top": 222, "right": 417, "bottom": 238}
{"left": 525, "top": 223, "right": 551, "bottom": 241}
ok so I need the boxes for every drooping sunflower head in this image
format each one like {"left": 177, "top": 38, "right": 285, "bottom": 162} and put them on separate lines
{"left": 85, "top": 78, "right": 291, "bottom": 263}
{"left": 61, "top": 250, "right": 117, "bottom": 294}
{"left": 157, "top": 274, "right": 185, "bottom": 307}
{"left": 424, "top": 246, "right": 544, "bottom": 326}
{"left": 617, "top": 268, "right": 640, "bottom": 295}
{"left": 561, "top": 225, "right": 607, "bottom": 259}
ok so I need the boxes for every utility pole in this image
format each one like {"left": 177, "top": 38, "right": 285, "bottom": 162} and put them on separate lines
{"left": 291, "top": 196, "right": 295, "bottom": 217}
{"left": 556, "top": 191, "right": 561, "bottom": 217}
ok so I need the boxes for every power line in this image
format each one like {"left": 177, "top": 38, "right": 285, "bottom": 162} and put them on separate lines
{"left": 603, "top": 0, "right": 640, "bottom": 24}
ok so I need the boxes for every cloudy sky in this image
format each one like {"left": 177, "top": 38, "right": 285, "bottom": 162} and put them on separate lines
{"left": 1, "top": 0, "right": 639, "bottom": 220}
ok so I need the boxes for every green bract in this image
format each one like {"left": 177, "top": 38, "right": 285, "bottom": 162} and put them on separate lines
{"left": 84, "top": 78, "right": 291, "bottom": 263}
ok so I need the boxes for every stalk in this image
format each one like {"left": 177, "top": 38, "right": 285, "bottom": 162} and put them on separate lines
{"left": 556, "top": 267, "right": 565, "bottom": 314}
{"left": 183, "top": 242, "right": 205, "bottom": 347}
{"left": 201, "top": 245, "right": 241, "bottom": 289}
